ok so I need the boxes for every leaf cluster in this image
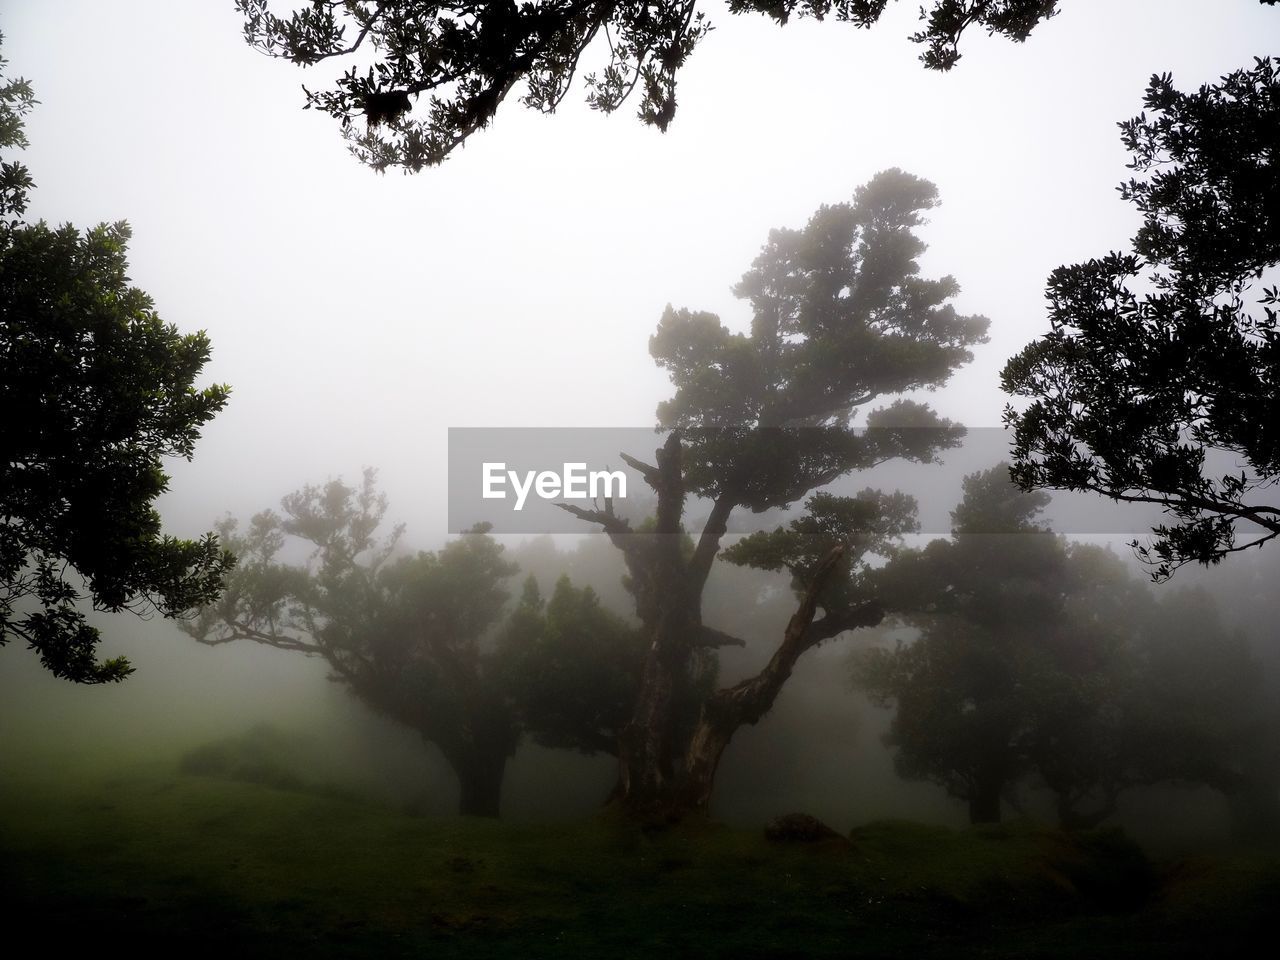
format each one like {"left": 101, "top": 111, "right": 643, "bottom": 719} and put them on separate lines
{"left": 653, "top": 169, "right": 988, "bottom": 509}
{"left": 237, "top": 0, "right": 1065, "bottom": 169}
{"left": 1002, "top": 57, "right": 1280, "bottom": 580}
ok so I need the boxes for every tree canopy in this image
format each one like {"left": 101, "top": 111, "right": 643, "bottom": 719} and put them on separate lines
{"left": 0, "top": 36, "right": 232, "bottom": 683}
{"left": 1002, "top": 56, "right": 1280, "bottom": 581}
{"left": 236, "top": 0, "right": 1066, "bottom": 170}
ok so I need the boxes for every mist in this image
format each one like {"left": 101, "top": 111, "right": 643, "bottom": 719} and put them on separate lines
{"left": 3, "top": 1, "right": 1279, "bottom": 955}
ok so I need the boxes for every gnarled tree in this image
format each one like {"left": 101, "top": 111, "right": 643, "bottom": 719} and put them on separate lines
{"left": 564, "top": 168, "right": 989, "bottom": 818}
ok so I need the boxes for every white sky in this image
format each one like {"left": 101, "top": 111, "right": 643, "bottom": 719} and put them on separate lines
{"left": 4, "top": 0, "right": 1276, "bottom": 545}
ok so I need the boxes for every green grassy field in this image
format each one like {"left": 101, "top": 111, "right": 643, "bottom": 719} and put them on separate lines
{"left": 2, "top": 761, "right": 1276, "bottom": 958}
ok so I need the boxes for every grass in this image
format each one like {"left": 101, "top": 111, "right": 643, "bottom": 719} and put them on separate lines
{"left": 1, "top": 761, "right": 1275, "bottom": 957}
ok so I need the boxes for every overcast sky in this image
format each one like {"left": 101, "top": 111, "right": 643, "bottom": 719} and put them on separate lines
{"left": 5, "top": 0, "right": 1275, "bottom": 544}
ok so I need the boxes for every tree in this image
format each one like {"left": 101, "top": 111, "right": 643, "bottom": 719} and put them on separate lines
{"left": 564, "top": 169, "right": 989, "bottom": 818}
{"left": 858, "top": 465, "right": 1280, "bottom": 835}
{"left": 1002, "top": 57, "right": 1280, "bottom": 581}
{"left": 184, "top": 471, "right": 523, "bottom": 816}
{"left": 185, "top": 470, "right": 661, "bottom": 816}
{"left": 235, "top": 0, "right": 1065, "bottom": 170}
{"left": 854, "top": 465, "right": 1132, "bottom": 825}
{"left": 1121, "top": 588, "right": 1280, "bottom": 844}
{"left": 0, "top": 35, "right": 232, "bottom": 683}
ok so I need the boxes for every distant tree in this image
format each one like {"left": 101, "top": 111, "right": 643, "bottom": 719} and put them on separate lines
{"left": 235, "top": 0, "right": 1065, "bottom": 170}
{"left": 1002, "top": 57, "right": 1280, "bottom": 581}
{"left": 0, "top": 35, "right": 232, "bottom": 683}
{"left": 186, "top": 470, "right": 660, "bottom": 817}
{"left": 564, "top": 169, "right": 989, "bottom": 818}
{"left": 184, "top": 471, "right": 522, "bottom": 817}
{"left": 1122, "top": 588, "right": 1280, "bottom": 844}
{"left": 854, "top": 465, "right": 1130, "bottom": 825}
{"left": 858, "top": 464, "right": 1280, "bottom": 835}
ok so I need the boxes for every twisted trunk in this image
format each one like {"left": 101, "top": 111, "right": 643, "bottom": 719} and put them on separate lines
{"left": 680, "top": 568, "right": 882, "bottom": 813}
{"left": 576, "top": 437, "right": 884, "bottom": 821}
{"left": 624, "top": 546, "right": 876, "bottom": 819}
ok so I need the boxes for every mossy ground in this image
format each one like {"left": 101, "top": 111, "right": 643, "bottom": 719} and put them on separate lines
{"left": 1, "top": 761, "right": 1274, "bottom": 958}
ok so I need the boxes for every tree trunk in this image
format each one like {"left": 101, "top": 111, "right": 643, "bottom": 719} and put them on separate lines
{"left": 608, "top": 434, "right": 697, "bottom": 818}
{"left": 618, "top": 641, "right": 680, "bottom": 815}
{"left": 675, "top": 548, "right": 878, "bottom": 817}
{"left": 969, "top": 773, "right": 1003, "bottom": 824}
{"left": 586, "top": 438, "right": 877, "bottom": 821}
{"left": 454, "top": 749, "right": 507, "bottom": 818}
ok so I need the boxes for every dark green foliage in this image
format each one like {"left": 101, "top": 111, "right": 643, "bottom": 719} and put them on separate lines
{"left": 185, "top": 471, "right": 661, "bottom": 815}
{"left": 0, "top": 34, "right": 35, "bottom": 226}
{"left": 236, "top": 1, "right": 1064, "bottom": 170}
{"left": 0, "top": 38, "right": 232, "bottom": 683}
{"left": 500, "top": 574, "right": 714, "bottom": 758}
{"left": 722, "top": 488, "right": 919, "bottom": 613}
{"left": 654, "top": 169, "right": 988, "bottom": 512}
{"left": 1002, "top": 57, "right": 1280, "bottom": 580}
{"left": 499, "top": 576, "right": 644, "bottom": 756}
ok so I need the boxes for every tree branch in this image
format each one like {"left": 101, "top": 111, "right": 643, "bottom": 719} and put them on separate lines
{"left": 695, "top": 625, "right": 746, "bottom": 649}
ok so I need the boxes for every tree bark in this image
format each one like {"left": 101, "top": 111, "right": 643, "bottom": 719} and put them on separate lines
{"left": 680, "top": 591, "right": 880, "bottom": 814}
{"left": 453, "top": 748, "right": 508, "bottom": 818}
{"left": 617, "top": 630, "right": 682, "bottom": 815}
{"left": 968, "top": 769, "right": 1004, "bottom": 824}
{"left": 580, "top": 437, "right": 882, "bottom": 821}
{"left": 677, "top": 549, "right": 881, "bottom": 816}
{"left": 614, "top": 435, "right": 702, "bottom": 818}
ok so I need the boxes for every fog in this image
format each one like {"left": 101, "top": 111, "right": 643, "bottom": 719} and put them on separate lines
{"left": 3, "top": 1, "right": 1279, "bottom": 953}
{"left": 4, "top": 0, "right": 1269, "bottom": 539}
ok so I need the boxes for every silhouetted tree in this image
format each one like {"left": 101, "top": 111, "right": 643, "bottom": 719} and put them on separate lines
{"left": 235, "top": 0, "right": 1065, "bottom": 169}
{"left": 1002, "top": 57, "right": 1280, "bottom": 581}
{"left": 565, "top": 169, "right": 989, "bottom": 818}
{"left": 0, "top": 35, "right": 232, "bottom": 683}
